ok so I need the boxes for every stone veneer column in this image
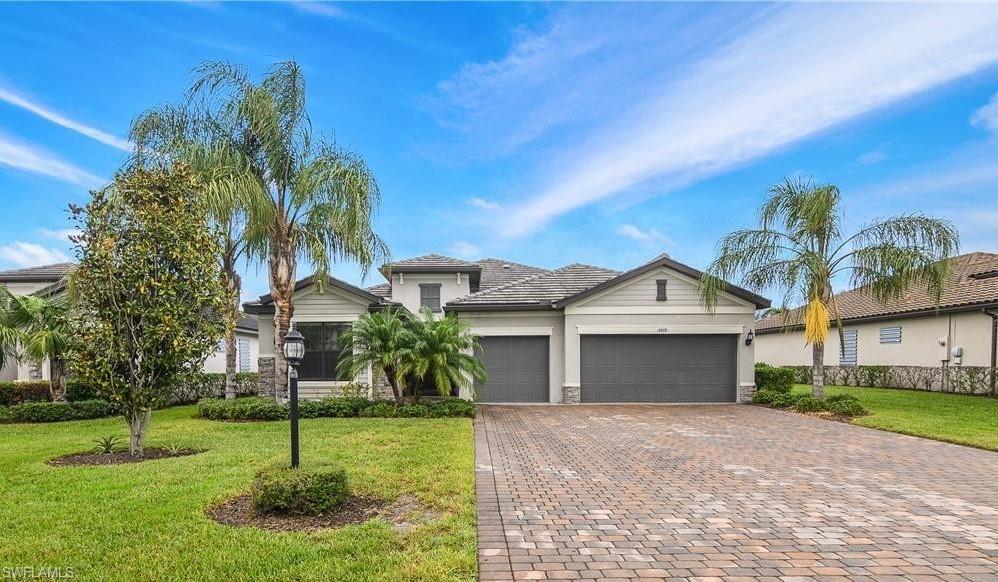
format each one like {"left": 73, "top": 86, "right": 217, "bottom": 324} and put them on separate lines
{"left": 562, "top": 383, "right": 581, "bottom": 404}
{"left": 28, "top": 361, "right": 43, "bottom": 380}
{"left": 257, "top": 357, "right": 276, "bottom": 397}
{"left": 737, "top": 382, "right": 757, "bottom": 403}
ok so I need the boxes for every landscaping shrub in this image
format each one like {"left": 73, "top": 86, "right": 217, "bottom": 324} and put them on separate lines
{"left": 359, "top": 401, "right": 398, "bottom": 418}
{"left": 754, "top": 363, "right": 793, "bottom": 394}
{"left": 825, "top": 393, "right": 866, "bottom": 417}
{"left": 751, "top": 389, "right": 780, "bottom": 405}
{"left": 793, "top": 396, "right": 827, "bottom": 413}
{"left": 65, "top": 379, "right": 100, "bottom": 402}
{"left": 320, "top": 396, "right": 372, "bottom": 417}
{"left": 197, "top": 397, "right": 287, "bottom": 421}
{"left": 430, "top": 398, "right": 476, "bottom": 418}
{"left": 252, "top": 464, "right": 349, "bottom": 515}
{"left": 1, "top": 400, "right": 113, "bottom": 423}
{"left": 0, "top": 381, "right": 52, "bottom": 406}
{"left": 395, "top": 404, "right": 431, "bottom": 418}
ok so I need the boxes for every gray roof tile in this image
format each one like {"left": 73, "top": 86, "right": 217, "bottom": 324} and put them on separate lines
{"left": 449, "top": 263, "right": 620, "bottom": 307}
{"left": 384, "top": 254, "right": 480, "bottom": 271}
{"left": 366, "top": 282, "right": 393, "bottom": 298}
{"left": 476, "top": 258, "right": 550, "bottom": 290}
{"left": 0, "top": 262, "right": 74, "bottom": 282}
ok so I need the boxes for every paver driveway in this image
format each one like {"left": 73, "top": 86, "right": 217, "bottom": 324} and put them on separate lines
{"left": 475, "top": 405, "right": 998, "bottom": 581}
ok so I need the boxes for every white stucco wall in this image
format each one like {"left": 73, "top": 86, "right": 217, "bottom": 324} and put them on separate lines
{"left": 455, "top": 310, "right": 566, "bottom": 402}
{"left": 755, "top": 310, "right": 994, "bottom": 367}
{"left": 389, "top": 273, "right": 471, "bottom": 313}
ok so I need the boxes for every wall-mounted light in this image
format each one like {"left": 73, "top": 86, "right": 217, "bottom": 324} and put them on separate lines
{"left": 745, "top": 329, "right": 754, "bottom": 346}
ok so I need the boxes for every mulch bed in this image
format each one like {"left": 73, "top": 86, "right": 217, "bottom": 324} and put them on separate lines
{"left": 47, "top": 447, "right": 205, "bottom": 467}
{"left": 206, "top": 494, "right": 388, "bottom": 533}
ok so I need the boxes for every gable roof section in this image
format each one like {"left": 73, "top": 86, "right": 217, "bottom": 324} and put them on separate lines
{"left": 476, "top": 258, "right": 550, "bottom": 290}
{"left": 243, "top": 274, "right": 384, "bottom": 314}
{"left": 366, "top": 282, "right": 392, "bottom": 298}
{"left": 380, "top": 254, "right": 481, "bottom": 278}
{"left": 0, "top": 263, "right": 74, "bottom": 282}
{"left": 556, "top": 254, "right": 771, "bottom": 309}
{"left": 756, "top": 252, "right": 998, "bottom": 333}
{"left": 447, "top": 264, "right": 620, "bottom": 311}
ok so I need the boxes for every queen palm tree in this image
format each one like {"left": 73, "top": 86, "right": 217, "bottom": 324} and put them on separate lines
{"left": 130, "top": 103, "right": 249, "bottom": 400}
{"left": 185, "top": 61, "right": 388, "bottom": 399}
{"left": 699, "top": 177, "right": 959, "bottom": 399}
{"left": 0, "top": 288, "right": 70, "bottom": 401}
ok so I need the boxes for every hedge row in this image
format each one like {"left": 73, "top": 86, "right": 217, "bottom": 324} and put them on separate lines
{"left": 0, "top": 381, "right": 52, "bottom": 406}
{"left": 0, "top": 400, "right": 116, "bottom": 424}
{"left": 752, "top": 390, "right": 866, "bottom": 417}
{"left": 197, "top": 396, "right": 476, "bottom": 422}
{"left": 754, "top": 363, "right": 794, "bottom": 393}
{"left": 1, "top": 372, "right": 261, "bottom": 407}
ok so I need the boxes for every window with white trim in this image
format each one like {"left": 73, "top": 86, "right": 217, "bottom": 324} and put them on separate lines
{"left": 420, "top": 284, "right": 442, "bottom": 312}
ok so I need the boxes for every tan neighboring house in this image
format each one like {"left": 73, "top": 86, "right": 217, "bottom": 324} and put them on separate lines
{"left": 244, "top": 253, "right": 771, "bottom": 403}
{"left": 0, "top": 263, "right": 259, "bottom": 381}
{"left": 755, "top": 252, "right": 998, "bottom": 381}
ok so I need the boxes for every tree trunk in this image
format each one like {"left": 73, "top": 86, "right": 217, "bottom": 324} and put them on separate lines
{"left": 223, "top": 261, "right": 242, "bottom": 400}
{"left": 384, "top": 366, "right": 404, "bottom": 405}
{"left": 50, "top": 358, "right": 67, "bottom": 402}
{"left": 811, "top": 341, "right": 825, "bottom": 400}
{"left": 268, "top": 222, "right": 296, "bottom": 402}
{"left": 127, "top": 408, "right": 152, "bottom": 457}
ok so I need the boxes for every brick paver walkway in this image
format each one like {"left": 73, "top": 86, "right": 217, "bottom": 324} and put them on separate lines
{"left": 475, "top": 405, "right": 998, "bottom": 581}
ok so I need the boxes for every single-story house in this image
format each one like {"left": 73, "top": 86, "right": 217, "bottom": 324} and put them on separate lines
{"left": 244, "top": 253, "right": 771, "bottom": 403}
{"left": 0, "top": 263, "right": 259, "bottom": 381}
{"left": 755, "top": 251, "right": 998, "bottom": 371}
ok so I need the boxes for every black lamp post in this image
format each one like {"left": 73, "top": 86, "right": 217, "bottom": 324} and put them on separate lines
{"left": 283, "top": 326, "right": 305, "bottom": 468}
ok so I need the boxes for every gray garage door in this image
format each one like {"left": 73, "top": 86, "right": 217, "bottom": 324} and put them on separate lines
{"left": 581, "top": 334, "right": 736, "bottom": 402}
{"left": 475, "top": 336, "right": 549, "bottom": 402}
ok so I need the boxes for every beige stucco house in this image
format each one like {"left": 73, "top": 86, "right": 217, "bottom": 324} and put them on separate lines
{"left": 755, "top": 252, "right": 998, "bottom": 372}
{"left": 0, "top": 263, "right": 259, "bottom": 382}
{"left": 244, "top": 253, "right": 771, "bottom": 403}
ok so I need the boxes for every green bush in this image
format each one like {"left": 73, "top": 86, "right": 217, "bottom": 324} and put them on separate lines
{"left": 319, "top": 396, "right": 371, "bottom": 417}
{"left": 754, "top": 363, "right": 793, "bottom": 394}
{"left": 1, "top": 400, "right": 113, "bottom": 423}
{"left": 396, "top": 404, "right": 431, "bottom": 418}
{"left": 359, "top": 401, "right": 398, "bottom": 418}
{"left": 197, "top": 397, "right": 287, "bottom": 421}
{"left": 66, "top": 379, "right": 100, "bottom": 402}
{"left": 825, "top": 393, "right": 866, "bottom": 417}
{"left": 252, "top": 464, "right": 350, "bottom": 515}
{"left": 751, "top": 389, "right": 780, "bottom": 405}
{"left": 793, "top": 396, "right": 827, "bottom": 413}
{"left": 430, "top": 399, "right": 476, "bottom": 418}
{"left": 785, "top": 366, "right": 812, "bottom": 384}
{"left": 0, "top": 381, "right": 52, "bottom": 406}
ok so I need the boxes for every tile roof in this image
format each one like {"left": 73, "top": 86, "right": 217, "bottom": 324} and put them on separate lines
{"left": 236, "top": 314, "right": 259, "bottom": 332}
{"left": 756, "top": 252, "right": 998, "bottom": 332}
{"left": 0, "top": 263, "right": 74, "bottom": 282}
{"left": 476, "top": 258, "right": 550, "bottom": 290}
{"left": 366, "top": 282, "right": 392, "bottom": 298}
{"left": 448, "top": 263, "right": 620, "bottom": 308}
{"left": 383, "top": 254, "right": 481, "bottom": 272}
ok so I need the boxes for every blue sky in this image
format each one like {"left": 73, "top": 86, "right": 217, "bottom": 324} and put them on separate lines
{"left": 1, "top": 2, "right": 997, "bottom": 302}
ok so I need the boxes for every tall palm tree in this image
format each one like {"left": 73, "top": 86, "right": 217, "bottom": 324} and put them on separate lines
{"left": 0, "top": 288, "right": 70, "bottom": 401}
{"left": 186, "top": 61, "right": 388, "bottom": 399}
{"left": 130, "top": 103, "right": 249, "bottom": 400}
{"left": 699, "top": 177, "right": 959, "bottom": 399}
{"left": 402, "top": 309, "right": 486, "bottom": 404}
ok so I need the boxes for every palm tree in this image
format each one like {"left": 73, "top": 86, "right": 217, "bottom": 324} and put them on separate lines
{"left": 0, "top": 288, "right": 70, "bottom": 401}
{"left": 699, "top": 177, "right": 959, "bottom": 399}
{"left": 130, "top": 103, "right": 249, "bottom": 400}
{"left": 186, "top": 61, "right": 388, "bottom": 399}
{"left": 337, "top": 309, "right": 414, "bottom": 405}
{"left": 402, "top": 310, "right": 486, "bottom": 404}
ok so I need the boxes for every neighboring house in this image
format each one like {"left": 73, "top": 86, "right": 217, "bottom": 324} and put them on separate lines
{"left": 755, "top": 252, "right": 998, "bottom": 372}
{"left": 0, "top": 263, "right": 259, "bottom": 381}
{"left": 244, "top": 254, "right": 770, "bottom": 403}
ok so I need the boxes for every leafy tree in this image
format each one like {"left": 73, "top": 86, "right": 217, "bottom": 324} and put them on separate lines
{"left": 338, "top": 309, "right": 486, "bottom": 405}
{"left": 68, "top": 165, "right": 231, "bottom": 455}
{"left": 699, "top": 177, "right": 959, "bottom": 399}
{"left": 0, "top": 289, "right": 71, "bottom": 401}
{"left": 130, "top": 103, "right": 251, "bottom": 400}
{"left": 185, "top": 61, "right": 388, "bottom": 399}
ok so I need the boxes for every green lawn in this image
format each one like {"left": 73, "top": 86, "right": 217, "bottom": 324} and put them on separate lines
{"left": 792, "top": 384, "right": 998, "bottom": 451}
{"left": 0, "top": 406, "right": 475, "bottom": 581}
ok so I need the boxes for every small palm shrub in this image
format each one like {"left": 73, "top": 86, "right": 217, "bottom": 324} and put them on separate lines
{"left": 252, "top": 465, "right": 349, "bottom": 515}
{"left": 93, "top": 435, "right": 122, "bottom": 454}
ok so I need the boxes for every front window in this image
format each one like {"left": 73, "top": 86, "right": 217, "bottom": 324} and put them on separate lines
{"left": 420, "top": 284, "right": 442, "bottom": 312}
{"left": 297, "top": 323, "right": 351, "bottom": 381}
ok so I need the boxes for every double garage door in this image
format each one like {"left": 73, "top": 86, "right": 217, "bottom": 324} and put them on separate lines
{"left": 474, "top": 334, "right": 737, "bottom": 403}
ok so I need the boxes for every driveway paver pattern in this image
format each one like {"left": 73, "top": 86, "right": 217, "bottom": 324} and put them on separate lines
{"left": 475, "top": 404, "right": 998, "bottom": 581}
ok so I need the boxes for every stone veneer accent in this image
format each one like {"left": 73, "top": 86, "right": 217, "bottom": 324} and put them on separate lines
{"left": 257, "top": 357, "right": 276, "bottom": 398}
{"left": 737, "top": 382, "right": 756, "bottom": 403}
{"left": 562, "top": 383, "right": 580, "bottom": 404}
{"left": 27, "top": 361, "right": 43, "bottom": 380}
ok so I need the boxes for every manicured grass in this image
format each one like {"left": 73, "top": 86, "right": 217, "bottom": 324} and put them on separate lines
{"left": 792, "top": 384, "right": 998, "bottom": 451}
{"left": 0, "top": 406, "right": 475, "bottom": 581}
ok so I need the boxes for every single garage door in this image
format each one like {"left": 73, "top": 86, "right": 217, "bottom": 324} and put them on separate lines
{"left": 475, "top": 336, "right": 549, "bottom": 402}
{"left": 581, "top": 334, "right": 736, "bottom": 402}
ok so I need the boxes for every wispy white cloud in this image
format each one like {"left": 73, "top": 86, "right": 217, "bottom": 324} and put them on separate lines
{"left": 0, "top": 86, "right": 131, "bottom": 151}
{"left": 971, "top": 92, "right": 998, "bottom": 135}
{"left": 467, "top": 197, "right": 501, "bottom": 211}
{"left": 451, "top": 241, "right": 480, "bottom": 258}
{"left": 38, "top": 228, "right": 81, "bottom": 242}
{"left": 291, "top": 1, "right": 347, "bottom": 19}
{"left": 436, "top": 5, "right": 998, "bottom": 236}
{"left": 0, "top": 133, "right": 104, "bottom": 187}
{"left": 0, "top": 241, "right": 69, "bottom": 268}
{"left": 616, "top": 224, "right": 674, "bottom": 248}
{"left": 858, "top": 145, "right": 889, "bottom": 165}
